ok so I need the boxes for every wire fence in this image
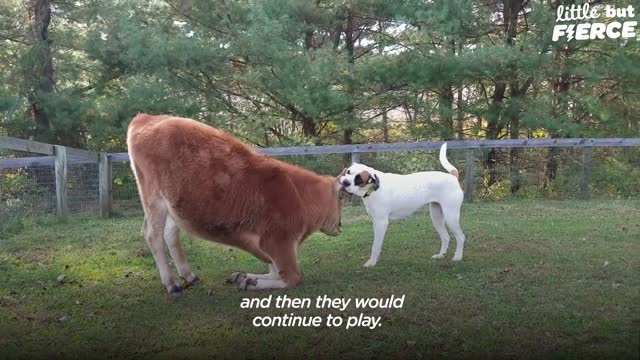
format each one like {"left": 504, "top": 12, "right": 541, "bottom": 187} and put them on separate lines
{"left": 272, "top": 146, "right": 640, "bottom": 201}
{"left": 2, "top": 139, "right": 639, "bottom": 234}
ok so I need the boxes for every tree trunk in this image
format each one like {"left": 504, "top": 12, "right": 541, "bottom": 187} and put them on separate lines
{"left": 301, "top": 114, "right": 317, "bottom": 138}
{"left": 301, "top": 27, "right": 317, "bottom": 140}
{"left": 507, "top": 83, "right": 522, "bottom": 194}
{"left": 484, "top": 0, "right": 523, "bottom": 187}
{"left": 29, "top": 0, "right": 54, "bottom": 137}
{"left": 456, "top": 86, "right": 464, "bottom": 140}
{"left": 343, "top": 9, "right": 355, "bottom": 147}
{"left": 484, "top": 82, "right": 506, "bottom": 186}
{"left": 382, "top": 110, "right": 389, "bottom": 142}
{"left": 332, "top": 23, "right": 342, "bottom": 50}
{"left": 439, "top": 86, "right": 454, "bottom": 140}
{"left": 544, "top": 74, "right": 571, "bottom": 189}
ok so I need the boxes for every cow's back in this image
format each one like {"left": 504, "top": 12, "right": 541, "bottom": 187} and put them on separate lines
{"left": 127, "top": 113, "right": 304, "bottom": 242}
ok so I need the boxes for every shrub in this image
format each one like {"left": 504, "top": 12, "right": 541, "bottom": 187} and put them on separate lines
{"left": 478, "top": 177, "right": 512, "bottom": 201}
{"left": 590, "top": 158, "right": 640, "bottom": 198}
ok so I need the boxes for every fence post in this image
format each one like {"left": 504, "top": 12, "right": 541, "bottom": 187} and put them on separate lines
{"left": 54, "top": 145, "right": 68, "bottom": 219}
{"left": 108, "top": 160, "right": 113, "bottom": 211}
{"left": 351, "top": 152, "right": 361, "bottom": 205}
{"left": 463, "top": 149, "right": 476, "bottom": 202}
{"left": 580, "top": 147, "right": 592, "bottom": 199}
{"left": 98, "top": 152, "right": 111, "bottom": 217}
{"left": 351, "top": 152, "right": 360, "bottom": 164}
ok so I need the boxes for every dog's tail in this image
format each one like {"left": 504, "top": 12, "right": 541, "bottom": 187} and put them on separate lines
{"left": 439, "top": 143, "right": 459, "bottom": 179}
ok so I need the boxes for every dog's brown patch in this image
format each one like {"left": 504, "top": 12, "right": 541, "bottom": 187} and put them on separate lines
{"left": 356, "top": 171, "right": 371, "bottom": 187}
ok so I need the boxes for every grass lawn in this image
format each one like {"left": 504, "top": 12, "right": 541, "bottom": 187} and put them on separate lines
{"left": 0, "top": 200, "right": 638, "bottom": 359}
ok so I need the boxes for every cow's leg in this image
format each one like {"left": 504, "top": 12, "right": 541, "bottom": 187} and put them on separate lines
{"left": 143, "top": 202, "right": 181, "bottom": 295}
{"left": 164, "top": 216, "right": 199, "bottom": 287}
{"left": 240, "top": 241, "right": 300, "bottom": 290}
{"left": 140, "top": 216, "right": 146, "bottom": 237}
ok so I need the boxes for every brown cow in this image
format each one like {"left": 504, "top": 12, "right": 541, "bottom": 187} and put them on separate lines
{"left": 127, "top": 114, "right": 344, "bottom": 294}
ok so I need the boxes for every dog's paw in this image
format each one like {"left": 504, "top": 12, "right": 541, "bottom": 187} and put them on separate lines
{"left": 451, "top": 255, "right": 463, "bottom": 261}
{"left": 431, "top": 254, "right": 445, "bottom": 259}
{"left": 238, "top": 277, "right": 258, "bottom": 290}
{"left": 363, "top": 259, "right": 378, "bottom": 267}
{"left": 226, "top": 272, "right": 246, "bottom": 284}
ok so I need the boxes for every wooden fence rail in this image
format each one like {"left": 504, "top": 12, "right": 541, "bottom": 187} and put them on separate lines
{"left": 2, "top": 136, "right": 640, "bottom": 218}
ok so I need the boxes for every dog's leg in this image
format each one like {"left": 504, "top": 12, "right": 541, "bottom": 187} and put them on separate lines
{"left": 242, "top": 241, "right": 301, "bottom": 290}
{"left": 443, "top": 206, "right": 465, "bottom": 261}
{"left": 364, "top": 217, "right": 389, "bottom": 267}
{"left": 227, "top": 264, "right": 280, "bottom": 285}
{"left": 429, "top": 203, "right": 450, "bottom": 259}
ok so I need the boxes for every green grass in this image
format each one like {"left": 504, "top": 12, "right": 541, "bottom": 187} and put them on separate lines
{"left": 0, "top": 200, "right": 638, "bottom": 359}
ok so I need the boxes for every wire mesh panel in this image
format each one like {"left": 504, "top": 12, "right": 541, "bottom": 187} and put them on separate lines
{"left": 471, "top": 147, "right": 587, "bottom": 200}
{"left": 110, "top": 161, "right": 142, "bottom": 215}
{"left": 456, "top": 146, "right": 639, "bottom": 201}
{"left": 283, "top": 146, "right": 639, "bottom": 202}
{"left": 1, "top": 140, "right": 639, "bottom": 230}
{"left": 272, "top": 153, "right": 347, "bottom": 177}
{"left": 66, "top": 163, "right": 99, "bottom": 216}
{"left": 589, "top": 146, "right": 640, "bottom": 198}
{"left": 271, "top": 146, "right": 640, "bottom": 202}
{"left": 0, "top": 164, "right": 56, "bottom": 218}
{"left": 358, "top": 149, "right": 458, "bottom": 175}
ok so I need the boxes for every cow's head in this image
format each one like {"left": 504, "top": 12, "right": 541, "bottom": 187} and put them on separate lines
{"left": 338, "top": 163, "right": 380, "bottom": 199}
{"left": 319, "top": 171, "right": 346, "bottom": 237}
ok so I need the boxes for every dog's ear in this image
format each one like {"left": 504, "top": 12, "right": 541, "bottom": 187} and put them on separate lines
{"left": 337, "top": 168, "right": 347, "bottom": 179}
{"left": 355, "top": 171, "right": 371, "bottom": 187}
{"left": 371, "top": 173, "right": 380, "bottom": 190}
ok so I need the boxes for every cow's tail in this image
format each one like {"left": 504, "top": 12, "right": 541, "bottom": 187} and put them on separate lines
{"left": 439, "top": 143, "right": 459, "bottom": 179}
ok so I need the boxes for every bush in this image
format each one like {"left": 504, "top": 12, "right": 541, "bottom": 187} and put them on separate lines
{"left": 478, "top": 177, "right": 511, "bottom": 201}
{"left": 590, "top": 158, "right": 640, "bottom": 198}
{"left": 1, "top": 169, "right": 44, "bottom": 199}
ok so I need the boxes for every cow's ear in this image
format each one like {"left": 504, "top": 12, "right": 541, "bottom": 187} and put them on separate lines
{"left": 371, "top": 173, "right": 380, "bottom": 190}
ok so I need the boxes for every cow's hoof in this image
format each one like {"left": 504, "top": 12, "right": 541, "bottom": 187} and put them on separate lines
{"left": 169, "top": 284, "right": 183, "bottom": 298}
{"left": 431, "top": 254, "right": 445, "bottom": 259}
{"left": 185, "top": 275, "right": 200, "bottom": 288}
{"left": 239, "top": 277, "right": 257, "bottom": 290}
{"left": 226, "top": 272, "right": 246, "bottom": 284}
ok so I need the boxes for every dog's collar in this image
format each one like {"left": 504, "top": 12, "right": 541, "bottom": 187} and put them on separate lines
{"left": 363, "top": 186, "right": 376, "bottom": 198}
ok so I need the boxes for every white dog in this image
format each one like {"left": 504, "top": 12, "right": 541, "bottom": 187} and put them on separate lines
{"left": 339, "top": 143, "right": 465, "bottom": 267}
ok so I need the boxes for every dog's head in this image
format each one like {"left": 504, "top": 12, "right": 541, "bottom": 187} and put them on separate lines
{"left": 338, "top": 163, "right": 380, "bottom": 198}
